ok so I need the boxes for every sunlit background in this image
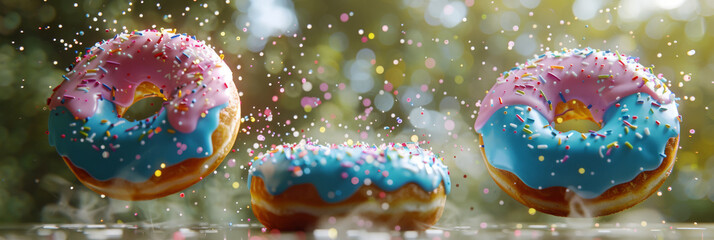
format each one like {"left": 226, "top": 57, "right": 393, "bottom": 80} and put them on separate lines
{"left": 0, "top": 0, "right": 712, "bottom": 227}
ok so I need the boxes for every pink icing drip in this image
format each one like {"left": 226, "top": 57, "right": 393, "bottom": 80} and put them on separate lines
{"left": 48, "top": 29, "right": 233, "bottom": 133}
{"left": 474, "top": 49, "right": 675, "bottom": 131}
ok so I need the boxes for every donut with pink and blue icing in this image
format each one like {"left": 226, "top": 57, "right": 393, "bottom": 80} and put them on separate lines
{"left": 474, "top": 48, "right": 680, "bottom": 217}
{"left": 47, "top": 29, "right": 241, "bottom": 200}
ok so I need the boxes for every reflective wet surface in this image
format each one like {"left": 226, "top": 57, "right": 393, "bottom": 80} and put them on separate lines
{"left": 2, "top": 222, "right": 711, "bottom": 239}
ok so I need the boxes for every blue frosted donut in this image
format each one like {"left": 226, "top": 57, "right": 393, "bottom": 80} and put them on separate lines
{"left": 474, "top": 48, "right": 681, "bottom": 217}
{"left": 47, "top": 29, "right": 241, "bottom": 200}
{"left": 248, "top": 141, "right": 451, "bottom": 230}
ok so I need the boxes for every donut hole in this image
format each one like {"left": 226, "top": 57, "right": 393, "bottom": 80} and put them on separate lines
{"left": 122, "top": 97, "right": 165, "bottom": 121}
{"left": 552, "top": 99, "right": 601, "bottom": 133}
{"left": 117, "top": 82, "right": 167, "bottom": 121}
{"left": 553, "top": 118, "right": 601, "bottom": 133}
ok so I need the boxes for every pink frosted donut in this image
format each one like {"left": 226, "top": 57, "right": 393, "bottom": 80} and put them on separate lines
{"left": 474, "top": 48, "right": 680, "bottom": 216}
{"left": 47, "top": 29, "right": 241, "bottom": 200}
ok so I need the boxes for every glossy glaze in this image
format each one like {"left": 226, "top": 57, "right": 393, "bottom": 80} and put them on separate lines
{"left": 248, "top": 142, "right": 451, "bottom": 203}
{"left": 479, "top": 93, "right": 678, "bottom": 198}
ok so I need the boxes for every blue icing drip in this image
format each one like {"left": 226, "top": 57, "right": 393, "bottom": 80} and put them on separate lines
{"left": 248, "top": 142, "right": 451, "bottom": 203}
{"left": 478, "top": 93, "right": 679, "bottom": 199}
{"left": 48, "top": 99, "right": 226, "bottom": 182}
